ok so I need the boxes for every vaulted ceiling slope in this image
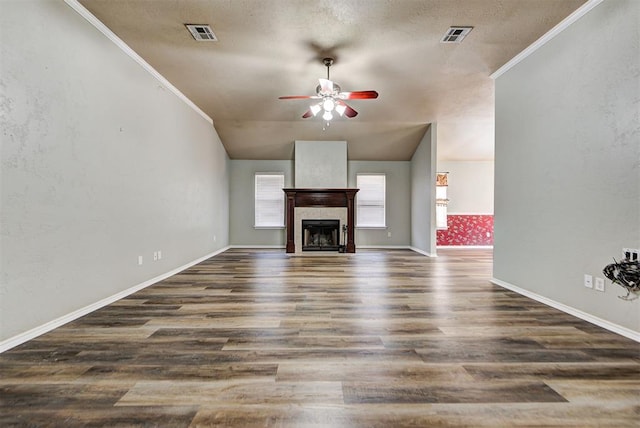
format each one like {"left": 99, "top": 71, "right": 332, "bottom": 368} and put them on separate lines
{"left": 78, "top": 0, "right": 586, "bottom": 161}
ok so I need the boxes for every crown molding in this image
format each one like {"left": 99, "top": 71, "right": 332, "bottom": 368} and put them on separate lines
{"left": 491, "top": 0, "right": 605, "bottom": 79}
{"left": 64, "top": 0, "right": 212, "bottom": 125}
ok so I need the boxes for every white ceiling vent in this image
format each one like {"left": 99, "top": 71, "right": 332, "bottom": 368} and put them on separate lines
{"left": 185, "top": 24, "right": 217, "bottom": 41}
{"left": 441, "top": 26, "right": 473, "bottom": 43}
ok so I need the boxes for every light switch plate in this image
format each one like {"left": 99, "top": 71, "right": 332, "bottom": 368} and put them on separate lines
{"left": 584, "top": 274, "right": 593, "bottom": 288}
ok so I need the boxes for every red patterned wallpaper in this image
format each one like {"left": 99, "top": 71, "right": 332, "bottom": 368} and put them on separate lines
{"left": 437, "top": 214, "right": 494, "bottom": 246}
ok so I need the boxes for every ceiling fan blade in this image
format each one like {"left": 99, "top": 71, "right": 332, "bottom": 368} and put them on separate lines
{"left": 318, "top": 78, "right": 334, "bottom": 94}
{"left": 339, "top": 90, "right": 379, "bottom": 100}
{"left": 279, "top": 95, "right": 320, "bottom": 100}
{"left": 337, "top": 101, "right": 358, "bottom": 118}
{"left": 302, "top": 109, "right": 314, "bottom": 118}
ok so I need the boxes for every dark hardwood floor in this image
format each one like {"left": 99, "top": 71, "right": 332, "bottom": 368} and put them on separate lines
{"left": 1, "top": 248, "right": 639, "bottom": 427}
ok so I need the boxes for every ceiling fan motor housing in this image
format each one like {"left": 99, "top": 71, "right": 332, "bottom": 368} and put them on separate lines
{"left": 316, "top": 83, "right": 341, "bottom": 96}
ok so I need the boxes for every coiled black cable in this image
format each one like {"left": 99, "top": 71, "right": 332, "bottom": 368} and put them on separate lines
{"left": 603, "top": 259, "right": 640, "bottom": 300}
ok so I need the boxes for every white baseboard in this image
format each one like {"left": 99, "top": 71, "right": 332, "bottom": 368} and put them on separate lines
{"left": 0, "top": 246, "right": 231, "bottom": 353}
{"left": 229, "top": 245, "right": 285, "bottom": 249}
{"left": 437, "top": 245, "right": 493, "bottom": 249}
{"left": 410, "top": 246, "right": 437, "bottom": 257}
{"left": 358, "top": 245, "right": 411, "bottom": 250}
{"left": 491, "top": 277, "right": 640, "bottom": 343}
{"left": 231, "top": 245, "right": 413, "bottom": 251}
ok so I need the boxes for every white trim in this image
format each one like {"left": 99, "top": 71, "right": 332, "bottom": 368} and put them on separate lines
{"left": 447, "top": 213, "right": 494, "bottom": 216}
{"left": 437, "top": 245, "right": 493, "bottom": 249}
{"left": 231, "top": 245, "right": 414, "bottom": 251}
{"left": 490, "top": 0, "right": 604, "bottom": 79}
{"left": 410, "top": 246, "right": 437, "bottom": 257}
{"left": 358, "top": 245, "right": 411, "bottom": 250}
{"left": 64, "top": 0, "right": 212, "bottom": 125}
{"left": 491, "top": 277, "right": 640, "bottom": 343}
{"left": 229, "top": 245, "right": 285, "bottom": 249}
{"left": 0, "top": 246, "right": 230, "bottom": 353}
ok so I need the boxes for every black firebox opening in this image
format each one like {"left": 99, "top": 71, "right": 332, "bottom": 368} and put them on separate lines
{"left": 302, "top": 219, "right": 340, "bottom": 251}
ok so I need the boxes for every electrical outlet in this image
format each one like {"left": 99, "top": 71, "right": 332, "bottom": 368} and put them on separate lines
{"left": 138, "top": 256, "right": 143, "bottom": 266}
{"left": 595, "top": 277, "right": 605, "bottom": 292}
{"left": 387, "top": 231, "right": 392, "bottom": 238}
{"left": 584, "top": 274, "right": 593, "bottom": 289}
{"left": 158, "top": 250, "right": 162, "bottom": 260}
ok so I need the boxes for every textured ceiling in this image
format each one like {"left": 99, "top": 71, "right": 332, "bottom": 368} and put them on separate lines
{"left": 78, "top": 0, "right": 586, "bottom": 161}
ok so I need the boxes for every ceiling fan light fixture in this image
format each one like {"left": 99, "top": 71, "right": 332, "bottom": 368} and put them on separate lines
{"left": 322, "top": 98, "right": 335, "bottom": 112}
{"left": 322, "top": 111, "right": 333, "bottom": 121}
{"left": 309, "top": 104, "right": 322, "bottom": 116}
{"left": 335, "top": 103, "right": 346, "bottom": 116}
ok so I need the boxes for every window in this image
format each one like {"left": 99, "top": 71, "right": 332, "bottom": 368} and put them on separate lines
{"left": 436, "top": 172, "right": 449, "bottom": 229}
{"left": 356, "top": 174, "right": 386, "bottom": 227}
{"left": 255, "top": 173, "right": 285, "bottom": 228}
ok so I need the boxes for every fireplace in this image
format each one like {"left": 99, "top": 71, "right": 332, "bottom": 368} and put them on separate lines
{"left": 302, "top": 220, "right": 340, "bottom": 251}
{"left": 283, "top": 188, "right": 359, "bottom": 253}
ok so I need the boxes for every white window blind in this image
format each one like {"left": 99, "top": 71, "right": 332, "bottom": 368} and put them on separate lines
{"left": 356, "top": 174, "right": 386, "bottom": 227}
{"left": 255, "top": 173, "right": 285, "bottom": 227}
{"left": 436, "top": 203, "right": 448, "bottom": 229}
{"left": 436, "top": 172, "right": 449, "bottom": 229}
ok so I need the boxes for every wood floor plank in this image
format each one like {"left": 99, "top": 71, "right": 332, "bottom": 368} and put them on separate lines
{"left": 0, "top": 406, "right": 199, "bottom": 428}
{"left": 275, "top": 361, "right": 474, "bottom": 383}
{"left": 464, "top": 362, "right": 640, "bottom": 381}
{"left": 189, "top": 403, "right": 640, "bottom": 428}
{"left": 341, "top": 380, "right": 567, "bottom": 404}
{"left": 1, "top": 248, "right": 638, "bottom": 427}
{"left": 116, "top": 380, "right": 344, "bottom": 406}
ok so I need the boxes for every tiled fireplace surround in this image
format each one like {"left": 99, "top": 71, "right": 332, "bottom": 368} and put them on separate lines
{"left": 284, "top": 188, "right": 358, "bottom": 253}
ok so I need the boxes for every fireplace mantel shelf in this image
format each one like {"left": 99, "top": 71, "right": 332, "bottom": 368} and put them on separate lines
{"left": 283, "top": 188, "right": 359, "bottom": 253}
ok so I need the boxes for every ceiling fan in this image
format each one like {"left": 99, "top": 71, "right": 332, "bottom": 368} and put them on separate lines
{"left": 278, "top": 58, "right": 378, "bottom": 121}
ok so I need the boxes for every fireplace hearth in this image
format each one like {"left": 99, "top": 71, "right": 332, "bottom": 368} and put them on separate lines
{"left": 302, "top": 220, "right": 340, "bottom": 251}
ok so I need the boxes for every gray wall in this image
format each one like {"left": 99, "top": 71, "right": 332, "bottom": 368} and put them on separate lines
{"left": 348, "top": 161, "right": 411, "bottom": 246}
{"left": 0, "top": 0, "right": 230, "bottom": 341}
{"left": 411, "top": 124, "right": 437, "bottom": 255}
{"left": 229, "top": 159, "right": 294, "bottom": 246}
{"left": 494, "top": 0, "right": 639, "bottom": 332}
{"left": 437, "top": 161, "right": 494, "bottom": 214}
{"left": 229, "top": 158, "right": 412, "bottom": 247}
{"left": 295, "top": 140, "right": 347, "bottom": 188}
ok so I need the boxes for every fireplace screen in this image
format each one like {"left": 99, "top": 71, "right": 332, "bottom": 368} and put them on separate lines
{"left": 302, "top": 219, "right": 340, "bottom": 251}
